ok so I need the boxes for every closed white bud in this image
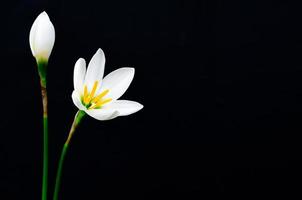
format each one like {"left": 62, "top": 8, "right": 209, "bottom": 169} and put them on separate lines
{"left": 29, "top": 11, "right": 55, "bottom": 62}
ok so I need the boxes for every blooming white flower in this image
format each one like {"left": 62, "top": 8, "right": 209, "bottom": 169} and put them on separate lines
{"left": 29, "top": 11, "right": 55, "bottom": 62}
{"left": 72, "top": 48, "right": 143, "bottom": 120}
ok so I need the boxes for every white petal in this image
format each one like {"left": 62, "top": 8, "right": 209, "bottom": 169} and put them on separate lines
{"left": 73, "top": 58, "right": 86, "bottom": 94}
{"left": 29, "top": 11, "right": 55, "bottom": 60}
{"left": 84, "top": 48, "right": 105, "bottom": 90}
{"left": 103, "top": 100, "right": 143, "bottom": 116}
{"left": 71, "top": 91, "right": 86, "bottom": 111}
{"left": 29, "top": 13, "right": 40, "bottom": 56}
{"left": 86, "top": 109, "right": 119, "bottom": 121}
{"left": 99, "top": 68, "right": 135, "bottom": 100}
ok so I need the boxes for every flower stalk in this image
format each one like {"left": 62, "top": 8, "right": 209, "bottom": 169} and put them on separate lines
{"left": 53, "top": 110, "right": 86, "bottom": 200}
{"left": 38, "top": 59, "right": 47, "bottom": 88}
{"left": 37, "top": 60, "right": 48, "bottom": 200}
{"left": 41, "top": 87, "right": 48, "bottom": 200}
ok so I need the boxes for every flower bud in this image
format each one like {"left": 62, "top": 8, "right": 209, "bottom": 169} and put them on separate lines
{"left": 29, "top": 11, "right": 55, "bottom": 62}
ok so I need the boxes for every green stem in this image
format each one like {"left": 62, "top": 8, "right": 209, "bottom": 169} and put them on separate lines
{"left": 37, "top": 60, "right": 48, "bottom": 200}
{"left": 41, "top": 84, "right": 48, "bottom": 200}
{"left": 53, "top": 110, "right": 86, "bottom": 200}
{"left": 53, "top": 144, "right": 68, "bottom": 200}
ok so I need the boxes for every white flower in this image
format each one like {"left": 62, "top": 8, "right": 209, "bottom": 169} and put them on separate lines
{"left": 72, "top": 48, "right": 143, "bottom": 120}
{"left": 29, "top": 11, "right": 55, "bottom": 61}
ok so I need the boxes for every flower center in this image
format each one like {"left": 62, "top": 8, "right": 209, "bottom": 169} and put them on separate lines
{"left": 81, "top": 81, "right": 112, "bottom": 110}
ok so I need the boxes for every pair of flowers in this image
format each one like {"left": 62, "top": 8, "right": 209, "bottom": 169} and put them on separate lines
{"left": 30, "top": 11, "right": 143, "bottom": 200}
{"left": 30, "top": 11, "right": 143, "bottom": 119}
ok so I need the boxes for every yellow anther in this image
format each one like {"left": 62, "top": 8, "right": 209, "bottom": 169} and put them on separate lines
{"left": 89, "top": 98, "right": 112, "bottom": 110}
{"left": 91, "top": 89, "right": 109, "bottom": 103}
{"left": 90, "top": 81, "right": 99, "bottom": 99}
{"left": 84, "top": 85, "right": 88, "bottom": 97}
{"left": 83, "top": 85, "right": 89, "bottom": 104}
{"left": 99, "top": 98, "right": 112, "bottom": 105}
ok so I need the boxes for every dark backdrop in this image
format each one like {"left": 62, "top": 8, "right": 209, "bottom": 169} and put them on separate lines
{"left": 0, "top": 0, "right": 302, "bottom": 199}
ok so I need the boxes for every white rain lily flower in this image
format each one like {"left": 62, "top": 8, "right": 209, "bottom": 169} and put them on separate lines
{"left": 72, "top": 48, "right": 143, "bottom": 120}
{"left": 29, "top": 11, "right": 55, "bottom": 62}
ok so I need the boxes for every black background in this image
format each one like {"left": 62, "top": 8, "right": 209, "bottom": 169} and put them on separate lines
{"left": 0, "top": 0, "right": 302, "bottom": 199}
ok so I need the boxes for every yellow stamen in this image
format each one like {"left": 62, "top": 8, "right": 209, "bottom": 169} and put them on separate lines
{"left": 99, "top": 98, "right": 112, "bottom": 105}
{"left": 91, "top": 89, "right": 109, "bottom": 103}
{"left": 90, "top": 81, "right": 99, "bottom": 99}
{"left": 82, "top": 82, "right": 111, "bottom": 109}
{"left": 84, "top": 85, "right": 88, "bottom": 97}
{"left": 83, "top": 85, "right": 89, "bottom": 104}
{"left": 89, "top": 98, "right": 112, "bottom": 110}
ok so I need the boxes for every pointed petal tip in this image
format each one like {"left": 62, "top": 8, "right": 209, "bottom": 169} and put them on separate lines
{"left": 77, "top": 57, "right": 86, "bottom": 64}
{"left": 91, "top": 48, "right": 105, "bottom": 60}
{"left": 138, "top": 103, "right": 144, "bottom": 109}
{"left": 75, "top": 58, "right": 86, "bottom": 69}
{"left": 125, "top": 67, "right": 135, "bottom": 75}
{"left": 135, "top": 102, "right": 144, "bottom": 111}
{"left": 95, "top": 48, "right": 105, "bottom": 56}
{"left": 39, "top": 11, "right": 50, "bottom": 20}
